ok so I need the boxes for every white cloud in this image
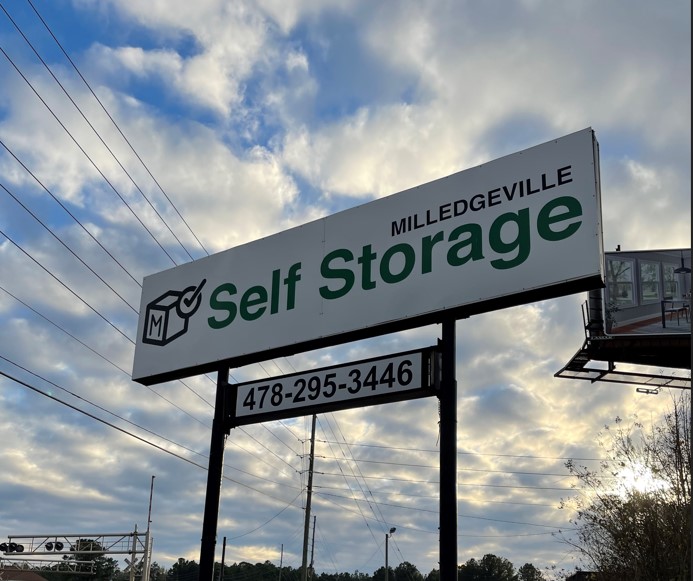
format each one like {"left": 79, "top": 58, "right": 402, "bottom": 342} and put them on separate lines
{"left": 0, "top": 0, "right": 689, "bottom": 576}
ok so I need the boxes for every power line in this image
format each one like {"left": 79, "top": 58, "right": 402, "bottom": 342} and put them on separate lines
{"left": 0, "top": 0, "right": 197, "bottom": 262}
{"left": 315, "top": 490, "right": 570, "bottom": 530}
{"left": 0, "top": 284, "right": 212, "bottom": 424}
{"left": 317, "top": 471, "right": 579, "bottom": 491}
{"left": 316, "top": 439, "right": 609, "bottom": 462}
{"left": 314, "top": 492, "right": 573, "bottom": 538}
{"left": 0, "top": 138, "right": 141, "bottom": 286}
{"left": 316, "top": 454, "right": 578, "bottom": 478}
{"left": 0, "top": 367, "right": 303, "bottom": 505}
{"left": 23, "top": 0, "right": 209, "bottom": 258}
{"left": 0, "top": 43, "right": 178, "bottom": 264}
{"left": 0, "top": 227, "right": 134, "bottom": 343}
{"left": 1, "top": 181, "right": 138, "bottom": 312}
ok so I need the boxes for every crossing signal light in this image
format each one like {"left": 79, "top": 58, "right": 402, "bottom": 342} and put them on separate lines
{"left": 0, "top": 542, "right": 24, "bottom": 552}
{"left": 45, "top": 541, "right": 64, "bottom": 551}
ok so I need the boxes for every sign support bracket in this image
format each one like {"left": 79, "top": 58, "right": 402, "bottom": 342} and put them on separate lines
{"left": 439, "top": 318, "right": 458, "bottom": 580}
{"left": 199, "top": 365, "right": 229, "bottom": 581}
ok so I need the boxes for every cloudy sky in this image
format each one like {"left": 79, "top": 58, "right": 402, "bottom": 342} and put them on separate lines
{"left": 0, "top": 0, "right": 690, "bottom": 578}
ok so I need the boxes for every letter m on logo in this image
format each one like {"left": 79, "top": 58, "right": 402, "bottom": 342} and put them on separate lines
{"left": 147, "top": 312, "right": 164, "bottom": 340}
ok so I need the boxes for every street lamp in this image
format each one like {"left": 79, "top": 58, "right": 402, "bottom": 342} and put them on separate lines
{"left": 385, "top": 527, "right": 396, "bottom": 581}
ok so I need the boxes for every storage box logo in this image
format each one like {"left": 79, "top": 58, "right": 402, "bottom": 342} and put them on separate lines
{"left": 142, "top": 279, "right": 207, "bottom": 346}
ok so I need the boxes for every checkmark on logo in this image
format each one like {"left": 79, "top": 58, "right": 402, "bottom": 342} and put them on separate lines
{"left": 177, "top": 279, "right": 207, "bottom": 318}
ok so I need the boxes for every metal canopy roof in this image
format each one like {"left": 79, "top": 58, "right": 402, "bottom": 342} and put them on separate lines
{"left": 555, "top": 335, "right": 690, "bottom": 392}
{"left": 555, "top": 298, "right": 691, "bottom": 392}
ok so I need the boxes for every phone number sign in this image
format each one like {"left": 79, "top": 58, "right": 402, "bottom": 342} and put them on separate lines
{"left": 229, "top": 347, "right": 439, "bottom": 427}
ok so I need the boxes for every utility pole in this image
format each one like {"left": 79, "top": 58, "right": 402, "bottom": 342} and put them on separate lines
{"left": 309, "top": 516, "right": 316, "bottom": 580}
{"left": 384, "top": 527, "right": 395, "bottom": 581}
{"left": 300, "top": 414, "right": 317, "bottom": 581}
{"left": 278, "top": 544, "right": 283, "bottom": 581}
{"left": 217, "top": 537, "right": 226, "bottom": 581}
{"left": 142, "top": 475, "right": 155, "bottom": 581}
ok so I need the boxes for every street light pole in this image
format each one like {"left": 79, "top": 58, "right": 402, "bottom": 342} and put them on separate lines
{"left": 384, "top": 527, "right": 395, "bottom": 581}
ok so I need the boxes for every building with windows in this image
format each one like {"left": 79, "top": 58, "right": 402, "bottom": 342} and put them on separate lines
{"left": 605, "top": 248, "right": 690, "bottom": 331}
{"left": 555, "top": 247, "right": 690, "bottom": 390}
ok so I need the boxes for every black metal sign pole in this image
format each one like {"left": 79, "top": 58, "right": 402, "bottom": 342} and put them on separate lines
{"left": 199, "top": 366, "right": 230, "bottom": 581}
{"left": 439, "top": 319, "right": 458, "bottom": 580}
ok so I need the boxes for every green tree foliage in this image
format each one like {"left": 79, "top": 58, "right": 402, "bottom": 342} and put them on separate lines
{"left": 148, "top": 562, "right": 167, "bottom": 581}
{"left": 58, "top": 539, "right": 120, "bottom": 581}
{"left": 316, "top": 572, "right": 370, "bottom": 581}
{"left": 370, "top": 565, "right": 392, "bottom": 581}
{"left": 560, "top": 392, "right": 691, "bottom": 580}
{"left": 394, "top": 561, "right": 424, "bottom": 581}
{"left": 31, "top": 551, "right": 544, "bottom": 581}
{"left": 517, "top": 563, "right": 545, "bottom": 581}
{"left": 458, "top": 554, "right": 517, "bottom": 580}
{"left": 166, "top": 558, "right": 199, "bottom": 581}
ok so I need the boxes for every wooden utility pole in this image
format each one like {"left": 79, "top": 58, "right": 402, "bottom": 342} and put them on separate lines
{"left": 300, "top": 414, "right": 317, "bottom": 581}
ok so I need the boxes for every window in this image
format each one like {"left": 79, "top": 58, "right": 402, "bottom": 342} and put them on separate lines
{"left": 663, "top": 263, "right": 678, "bottom": 298}
{"left": 606, "top": 258, "right": 634, "bottom": 306}
{"left": 639, "top": 261, "right": 660, "bottom": 302}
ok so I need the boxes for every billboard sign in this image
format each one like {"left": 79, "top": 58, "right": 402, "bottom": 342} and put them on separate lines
{"left": 133, "top": 128, "right": 603, "bottom": 385}
{"left": 604, "top": 248, "right": 691, "bottom": 335}
{"left": 230, "top": 347, "right": 439, "bottom": 427}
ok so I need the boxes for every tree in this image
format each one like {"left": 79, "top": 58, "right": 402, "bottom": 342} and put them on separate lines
{"left": 458, "top": 554, "right": 517, "bottom": 580}
{"left": 517, "top": 563, "right": 545, "bottom": 581}
{"left": 560, "top": 392, "right": 691, "bottom": 580}
{"left": 59, "top": 539, "right": 120, "bottom": 581}
{"left": 394, "top": 561, "right": 424, "bottom": 581}
{"left": 371, "top": 565, "right": 393, "bottom": 581}
{"left": 166, "top": 558, "right": 199, "bottom": 581}
{"left": 149, "top": 561, "right": 167, "bottom": 581}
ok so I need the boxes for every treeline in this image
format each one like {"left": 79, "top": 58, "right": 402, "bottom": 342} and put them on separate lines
{"left": 11, "top": 550, "right": 546, "bottom": 581}
{"left": 165, "top": 553, "right": 546, "bottom": 581}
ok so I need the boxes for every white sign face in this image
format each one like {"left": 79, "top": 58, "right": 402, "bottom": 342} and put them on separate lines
{"left": 232, "top": 349, "right": 434, "bottom": 426}
{"left": 133, "top": 128, "right": 603, "bottom": 384}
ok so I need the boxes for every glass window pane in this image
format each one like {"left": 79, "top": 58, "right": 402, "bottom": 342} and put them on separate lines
{"left": 663, "top": 263, "right": 678, "bottom": 298}
{"left": 607, "top": 259, "right": 634, "bottom": 305}
{"left": 639, "top": 261, "right": 660, "bottom": 302}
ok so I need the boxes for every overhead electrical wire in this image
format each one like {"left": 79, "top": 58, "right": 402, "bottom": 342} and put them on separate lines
{"left": 0, "top": 368, "right": 301, "bottom": 505}
{"left": 325, "top": 413, "right": 400, "bottom": 549}
{"left": 0, "top": 4, "right": 308, "bottom": 548}
{"left": 1, "top": 181, "right": 138, "bottom": 313}
{"left": 0, "top": 4, "right": 597, "bottom": 562}
{"left": 1, "top": 0, "right": 317, "bottom": 431}
{"left": 0, "top": 354, "right": 295, "bottom": 491}
{"left": 0, "top": 44, "right": 178, "bottom": 265}
{"left": 0, "top": 138, "right": 141, "bottom": 286}
{"left": 0, "top": 284, "right": 212, "bottom": 426}
{"left": 314, "top": 489, "right": 569, "bottom": 530}
{"left": 316, "top": 439, "right": 612, "bottom": 463}
{"left": 313, "top": 491, "right": 572, "bottom": 539}
{"left": 23, "top": 0, "right": 209, "bottom": 257}
{"left": 0, "top": 228, "right": 134, "bottom": 343}
{"left": 0, "top": 0, "right": 197, "bottom": 262}
{"left": 316, "top": 454, "right": 580, "bottom": 478}
{"left": 315, "top": 416, "right": 384, "bottom": 552}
